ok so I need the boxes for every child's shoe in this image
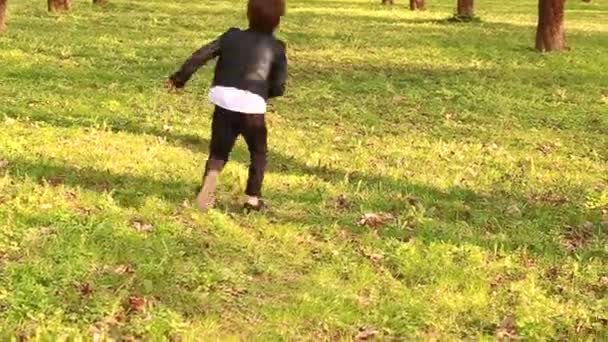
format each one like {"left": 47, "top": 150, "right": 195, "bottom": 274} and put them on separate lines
{"left": 243, "top": 196, "right": 265, "bottom": 212}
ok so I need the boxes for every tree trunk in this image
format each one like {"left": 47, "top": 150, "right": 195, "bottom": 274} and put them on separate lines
{"left": 0, "top": 0, "right": 7, "bottom": 32}
{"left": 535, "top": 0, "right": 566, "bottom": 52}
{"left": 48, "top": 0, "right": 71, "bottom": 12}
{"left": 410, "top": 0, "right": 425, "bottom": 10}
{"left": 382, "top": 0, "right": 394, "bottom": 5}
{"left": 457, "top": 0, "right": 474, "bottom": 18}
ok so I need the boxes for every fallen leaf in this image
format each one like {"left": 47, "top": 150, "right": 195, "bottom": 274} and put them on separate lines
{"left": 77, "top": 282, "right": 94, "bottom": 296}
{"left": 130, "top": 219, "right": 153, "bottom": 233}
{"left": 561, "top": 224, "right": 594, "bottom": 252}
{"left": 496, "top": 315, "right": 518, "bottom": 340}
{"left": 65, "top": 190, "right": 78, "bottom": 201}
{"left": 336, "top": 228, "right": 353, "bottom": 240}
{"left": 76, "top": 206, "right": 93, "bottom": 216}
{"left": 545, "top": 266, "right": 560, "bottom": 281}
{"left": 490, "top": 274, "right": 505, "bottom": 291}
{"left": 599, "top": 276, "right": 608, "bottom": 287}
{"left": 162, "top": 124, "right": 173, "bottom": 132}
{"left": 574, "top": 319, "right": 587, "bottom": 334}
{"left": 0, "top": 160, "right": 8, "bottom": 169}
{"left": 505, "top": 204, "right": 522, "bottom": 218}
{"left": 221, "top": 284, "right": 248, "bottom": 298}
{"left": 537, "top": 143, "right": 557, "bottom": 155}
{"left": 357, "top": 289, "right": 372, "bottom": 307}
{"left": 360, "top": 247, "right": 384, "bottom": 263}
{"left": 355, "top": 327, "right": 379, "bottom": 341}
{"left": 46, "top": 176, "right": 66, "bottom": 186}
{"left": 334, "top": 194, "right": 351, "bottom": 210}
{"left": 528, "top": 191, "right": 569, "bottom": 206}
{"left": 392, "top": 95, "right": 405, "bottom": 103}
{"left": 127, "top": 296, "right": 146, "bottom": 313}
{"left": 358, "top": 213, "right": 393, "bottom": 229}
{"left": 405, "top": 195, "right": 421, "bottom": 206}
{"left": 114, "top": 264, "right": 135, "bottom": 275}
{"left": 561, "top": 222, "right": 593, "bottom": 252}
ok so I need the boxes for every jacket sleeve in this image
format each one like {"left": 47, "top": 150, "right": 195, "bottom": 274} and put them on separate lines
{"left": 169, "top": 38, "right": 221, "bottom": 88}
{"left": 268, "top": 41, "right": 288, "bottom": 98}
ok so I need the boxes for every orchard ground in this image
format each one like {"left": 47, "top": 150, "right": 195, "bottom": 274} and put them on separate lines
{"left": 0, "top": 0, "right": 607, "bottom": 339}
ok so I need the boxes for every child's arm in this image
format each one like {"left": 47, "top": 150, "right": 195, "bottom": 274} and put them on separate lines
{"left": 168, "top": 39, "right": 220, "bottom": 88}
{"left": 268, "top": 41, "right": 287, "bottom": 98}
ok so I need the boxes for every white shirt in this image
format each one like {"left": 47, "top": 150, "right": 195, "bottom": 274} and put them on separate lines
{"left": 208, "top": 86, "right": 267, "bottom": 114}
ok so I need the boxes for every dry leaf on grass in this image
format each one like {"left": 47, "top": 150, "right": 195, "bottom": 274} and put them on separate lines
{"left": 392, "top": 95, "right": 406, "bottom": 103}
{"left": 528, "top": 191, "right": 569, "bottom": 206}
{"left": 113, "top": 264, "right": 135, "bottom": 274}
{"left": 127, "top": 296, "right": 146, "bottom": 313}
{"left": 357, "top": 289, "right": 372, "bottom": 307}
{"left": 76, "top": 206, "right": 94, "bottom": 216}
{"left": 359, "top": 247, "right": 384, "bottom": 264}
{"left": 130, "top": 219, "right": 153, "bottom": 233}
{"left": 537, "top": 142, "right": 558, "bottom": 155}
{"left": 64, "top": 190, "right": 78, "bottom": 201}
{"left": 334, "top": 194, "right": 351, "bottom": 210}
{"left": 496, "top": 315, "right": 518, "bottom": 340}
{"left": 77, "top": 282, "right": 94, "bottom": 296}
{"left": 46, "top": 176, "right": 66, "bottom": 186}
{"left": 355, "top": 327, "right": 379, "bottom": 341}
{"left": 561, "top": 223, "right": 594, "bottom": 252}
{"left": 0, "top": 160, "right": 8, "bottom": 169}
{"left": 358, "top": 213, "right": 393, "bottom": 229}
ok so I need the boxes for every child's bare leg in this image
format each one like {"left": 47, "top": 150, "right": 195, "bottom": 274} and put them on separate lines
{"left": 197, "top": 107, "right": 238, "bottom": 212}
{"left": 197, "top": 159, "right": 224, "bottom": 211}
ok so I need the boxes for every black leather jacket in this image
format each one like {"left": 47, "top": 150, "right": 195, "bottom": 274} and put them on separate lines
{"left": 170, "top": 28, "right": 287, "bottom": 100}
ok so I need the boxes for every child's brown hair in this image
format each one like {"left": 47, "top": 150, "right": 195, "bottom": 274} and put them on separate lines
{"left": 248, "top": 0, "right": 285, "bottom": 33}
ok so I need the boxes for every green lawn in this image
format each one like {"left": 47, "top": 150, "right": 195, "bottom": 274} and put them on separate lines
{"left": 1, "top": 0, "right": 607, "bottom": 339}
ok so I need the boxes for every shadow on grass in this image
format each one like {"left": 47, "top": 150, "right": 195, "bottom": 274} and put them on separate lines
{"left": 4, "top": 137, "right": 602, "bottom": 259}
{"left": 3, "top": 102, "right": 603, "bottom": 254}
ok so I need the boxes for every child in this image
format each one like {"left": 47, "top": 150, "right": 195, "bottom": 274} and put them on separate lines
{"left": 167, "top": 0, "right": 287, "bottom": 212}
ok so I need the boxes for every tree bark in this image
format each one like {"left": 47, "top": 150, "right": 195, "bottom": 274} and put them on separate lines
{"left": 0, "top": 0, "right": 7, "bottom": 32}
{"left": 48, "top": 0, "right": 71, "bottom": 12}
{"left": 535, "top": 0, "right": 566, "bottom": 52}
{"left": 382, "top": 0, "right": 394, "bottom": 5}
{"left": 410, "top": 0, "right": 425, "bottom": 10}
{"left": 457, "top": 0, "right": 474, "bottom": 18}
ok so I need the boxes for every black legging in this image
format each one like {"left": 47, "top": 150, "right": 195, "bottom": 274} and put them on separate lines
{"left": 205, "top": 106, "right": 268, "bottom": 197}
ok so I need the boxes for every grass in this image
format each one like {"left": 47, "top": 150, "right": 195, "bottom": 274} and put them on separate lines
{"left": 1, "top": 0, "right": 607, "bottom": 339}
